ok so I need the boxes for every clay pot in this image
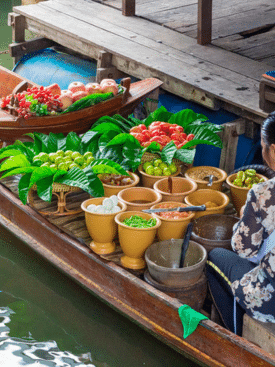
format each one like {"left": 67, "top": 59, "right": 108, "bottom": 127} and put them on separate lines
{"left": 226, "top": 173, "right": 268, "bottom": 215}
{"left": 191, "top": 214, "right": 240, "bottom": 252}
{"left": 102, "top": 172, "right": 140, "bottom": 197}
{"left": 138, "top": 164, "right": 181, "bottom": 189}
{"left": 153, "top": 176, "right": 197, "bottom": 202}
{"left": 184, "top": 189, "right": 230, "bottom": 219}
{"left": 115, "top": 211, "right": 161, "bottom": 269}
{"left": 145, "top": 239, "right": 207, "bottom": 287}
{"left": 81, "top": 197, "right": 126, "bottom": 255}
{"left": 149, "top": 202, "right": 195, "bottom": 241}
{"left": 117, "top": 187, "right": 162, "bottom": 211}
{"left": 185, "top": 166, "right": 227, "bottom": 191}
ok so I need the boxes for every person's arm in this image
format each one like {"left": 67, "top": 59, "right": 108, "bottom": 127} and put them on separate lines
{"left": 231, "top": 189, "right": 264, "bottom": 259}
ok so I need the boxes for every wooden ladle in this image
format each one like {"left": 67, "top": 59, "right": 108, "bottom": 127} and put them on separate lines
{"left": 168, "top": 176, "right": 173, "bottom": 193}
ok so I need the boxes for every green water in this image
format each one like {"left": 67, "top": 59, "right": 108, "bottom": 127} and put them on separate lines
{"left": 0, "top": 2, "right": 200, "bottom": 366}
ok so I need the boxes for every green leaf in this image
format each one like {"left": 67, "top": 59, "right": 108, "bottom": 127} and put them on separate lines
{"left": 36, "top": 170, "right": 66, "bottom": 202}
{"left": 98, "top": 131, "right": 119, "bottom": 150}
{"left": 143, "top": 106, "right": 173, "bottom": 126}
{"left": 47, "top": 133, "right": 66, "bottom": 153}
{"left": 185, "top": 128, "right": 223, "bottom": 149}
{"left": 174, "top": 148, "right": 196, "bottom": 164}
{"left": 0, "top": 149, "right": 24, "bottom": 160}
{"left": 160, "top": 142, "right": 178, "bottom": 164}
{"left": 0, "top": 154, "right": 31, "bottom": 172}
{"left": 107, "top": 133, "right": 141, "bottom": 148}
{"left": 81, "top": 130, "right": 100, "bottom": 147}
{"left": 66, "top": 132, "right": 82, "bottom": 152}
{"left": 55, "top": 167, "right": 104, "bottom": 197}
{"left": 90, "top": 159, "right": 128, "bottom": 175}
{"left": 28, "top": 166, "right": 57, "bottom": 189}
{"left": 32, "top": 132, "right": 50, "bottom": 153}
{"left": 14, "top": 140, "right": 36, "bottom": 161}
{"left": 168, "top": 109, "right": 208, "bottom": 129}
{"left": 1, "top": 167, "right": 36, "bottom": 179}
{"left": 18, "top": 173, "right": 32, "bottom": 205}
{"left": 92, "top": 122, "right": 123, "bottom": 134}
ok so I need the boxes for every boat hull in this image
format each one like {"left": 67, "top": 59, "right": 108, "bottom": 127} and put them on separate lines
{"left": 0, "top": 181, "right": 274, "bottom": 367}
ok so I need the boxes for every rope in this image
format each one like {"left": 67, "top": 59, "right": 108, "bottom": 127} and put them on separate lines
{"left": 207, "top": 260, "right": 232, "bottom": 286}
{"left": 0, "top": 50, "right": 9, "bottom": 55}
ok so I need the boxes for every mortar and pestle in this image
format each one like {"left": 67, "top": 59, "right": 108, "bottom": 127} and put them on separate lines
{"left": 144, "top": 223, "right": 207, "bottom": 310}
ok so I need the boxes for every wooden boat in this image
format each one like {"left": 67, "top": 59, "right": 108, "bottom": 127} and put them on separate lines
{"left": 0, "top": 175, "right": 275, "bottom": 367}
{"left": 0, "top": 65, "right": 163, "bottom": 145}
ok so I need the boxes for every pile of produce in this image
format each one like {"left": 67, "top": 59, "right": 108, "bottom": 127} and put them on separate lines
{"left": 123, "top": 215, "right": 157, "bottom": 228}
{"left": 142, "top": 159, "right": 178, "bottom": 176}
{"left": 130, "top": 121, "right": 194, "bottom": 149}
{"left": 233, "top": 169, "right": 265, "bottom": 188}
{"left": 0, "top": 79, "right": 122, "bottom": 119}
{"left": 84, "top": 106, "right": 223, "bottom": 168}
{"left": 0, "top": 131, "right": 128, "bottom": 204}
{"left": 86, "top": 196, "right": 121, "bottom": 214}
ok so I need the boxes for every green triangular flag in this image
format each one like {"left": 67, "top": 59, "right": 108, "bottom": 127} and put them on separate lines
{"left": 178, "top": 304, "right": 208, "bottom": 339}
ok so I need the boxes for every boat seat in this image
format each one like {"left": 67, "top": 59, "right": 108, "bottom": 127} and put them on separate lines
{"left": 242, "top": 314, "right": 275, "bottom": 354}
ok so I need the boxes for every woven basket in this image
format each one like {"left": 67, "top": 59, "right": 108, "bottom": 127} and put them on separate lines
{"left": 31, "top": 182, "right": 82, "bottom": 193}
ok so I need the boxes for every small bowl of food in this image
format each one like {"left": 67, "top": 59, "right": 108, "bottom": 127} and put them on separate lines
{"left": 185, "top": 166, "right": 227, "bottom": 191}
{"left": 99, "top": 172, "right": 140, "bottom": 197}
{"left": 138, "top": 159, "right": 181, "bottom": 189}
{"left": 153, "top": 176, "right": 197, "bottom": 202}
{"left": 117, "top": 187, "right": 162, "bottom": 211}
{"left": 226, "top": 169, "right": 267, "bottom": 215}
{"left": 184, "top": 189, "right": 230, "bottom": 219}
{"left": 115, "top": 211, "right": 161, "bottom": 269}
{"left": 149, "top": 201, "right": 195, "bottom": 241}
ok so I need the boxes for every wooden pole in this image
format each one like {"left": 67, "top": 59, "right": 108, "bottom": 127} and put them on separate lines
{"left": 197, "top": 0, "right": 212, "bottom": 45}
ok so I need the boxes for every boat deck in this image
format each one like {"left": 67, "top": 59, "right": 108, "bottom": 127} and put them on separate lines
{"left": 9, "top": 0, "right": 275, "bottom": 124}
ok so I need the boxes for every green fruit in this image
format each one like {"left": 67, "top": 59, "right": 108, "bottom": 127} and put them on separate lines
{"left": 145, "top": 166, "right": 154, "bottom": 175}
{"left": 56, "top": 150, "right": 65, "bottom": 157}
{"left": 32, "top": 158, "right": 42, "bottom": 165}
{"left": 84, "top": 152, "right": 94, "bottom": 160}
{"left": 153, "top": 159, "right": 162, "bottom": 167}
{"left": 159, "top": 162, "right": 168, "bottom": 170}
{"left": 86, "top": 156, "right": 95, "bottom": 165}
{"left": 41, "top": 162, "right": 50, "bottom": 168}
{"left": 82, "top": 162, "right": 87, "bottom": 169}
{"left": 50, "top": 164, "right": 57, "bottom": 169}
{"left": 74, "top": 156, "right": 84, "bottom": 166}
{"left": 64, "top": 150, "right": 73, "bottom": 157}
{"left": 64, "top": 159, "right": 73, "bottom": 165}
{"left": 69, "top": 163, "right": 78, "bottom": 170}
{"left": 163, "top": 168, "right": 172, "bottom": 176}
{"left": 71, "top": 151, "right": 82, "bottom": 160}
{"left": 143, "top": 161, "right": 153, "bottom": 171}
{"left": 58, "top": 162, "right": 69, "bottom": 171}
{"left": 169, "top": 163, "right": 177, "bottom": 174}
{"left": 153, "top": 167, "right": 162, "bottom": 176}
{"left": 54, "top": 156, "right": 63, "bottom": 165}
{"left": 37, "top": 152, "right": 49, "bottom": 163}
{"left": 49, "top": 152, "right": 59, "bottom": 163}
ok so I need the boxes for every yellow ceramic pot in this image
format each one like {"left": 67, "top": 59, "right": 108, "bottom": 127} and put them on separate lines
{"left": 226, "top": 173, "right": 268, "bottom": 215}
{"left": 138, "top": 164, "right": 181, "bottom": 189}
{"left": 153, "top": 177, "right": 197, "bottom": 202}
{"left": 117, "top": 187, "right": 162, "bottom": 211}
{"left": 102, "top": 172, "right": 140, "bottom": 197}
{"left": 184, "top": 189, "right": 230, "bottom": 219}
{"left": 185, "top": 166, "right": 227, "bottom": 191}
{"left": 115, "top": 211, "right": 161, "bottom": 270}
{"left": 150, "top": 202, "right": 195, "bottom": 241}
{"left": 81, "top": 197, "right": 127, "bottom": 255}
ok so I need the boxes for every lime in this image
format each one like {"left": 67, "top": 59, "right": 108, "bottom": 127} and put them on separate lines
{"left": 153, "top": 167, "right": 162, "bottom": 176}
{"left": 86, "top": 156, "right": 95, "bottom": 165}
{"left": 49, "top": 152, "right": 59, "bottom": 163}
{"left": 159, "top": 162, "right": 168, "bottom": 170}
{"left": 145, "top": 166, "right": 154, "bottom": 175}
{"left": 54, "top": 156, "right": 63, "bottom": 165}
{"left": 143, "top": 161, "right": 153, "bottom": 171}
{"left": 50, "top": 164, "right": 57, "bottom": 169}
{"left": 37, "top": 152, "right": 49, "bottom": 163}
{"left": 69, "top": 163, "right": 78, "bottom": 170}
{"left": 169, "top": 163, "right": 177, "bottom": 174}
{"left": 56, "top": 150, "right": 65, "bottom": 157}
{"left": 41, "top": 162, "right": 50, "bottom": 167}
{"left": 74, "top": 156, "right": 84, "bottom": 166}
{"left": 163, "top": 168, "right": 172, "bottom": 176}
{"left": 58, "top": 162, "right": 69, "bottom": 171}
{"left": 84, "top": 152, "right": 94, "bottom": 160}
{"left": 71, "top": 151, "right": 82, "bottom": 160}
{"left": 153, "top": 159, "right": 162, "bottom": 167}
{"left": 64, "top": 150, "right": 73, "bottom": 157}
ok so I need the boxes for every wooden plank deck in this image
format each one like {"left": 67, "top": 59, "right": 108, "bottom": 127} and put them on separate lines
{"left": 10, "top": 0, "right": 275, "bottom": 123}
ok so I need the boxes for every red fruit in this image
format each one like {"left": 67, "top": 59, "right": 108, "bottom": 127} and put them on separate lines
{"left": 68, "top": 81, "right": 86, "bottom": 94}
{"left": 85, "top": 83, "right": 102, "bottom": 95}
{"left": 142, "top": 141, "right": 151, "bottom": 147}
{"left": 186, "top": 134, "right": 195, "bottom": 141}
{"left": 180, "top": 132, "right": 187, "bottom": 140}
{"left": 177, "top": 141, "right": 188, "bottom": 149}
{"left": 148, "top": 121, "right": 162, "bottom": 130}
{"left": 141, "top": 130, "right": 151, "bottom": 140}
{"left": 130, "top": 126, "right": 143, "bottom": 134}
{"left": 100, "top": 79, "right": 117, "bottom": 87}
{"left": 100, "top": 82, "right": 118, "bottom": 96}
{"left": 159, "top": 122, "right": 171, "bottom": 133}
{"left": 58, "top": 94, "right": 73, "bottom": 110}
{"left": 138, "top": 124, "right": 147, "bottom": 131}
{"left": 45, "top": 83, "right": 61, "bottom": 96}
{"left": 72, "top": 90, "right": 88, "bottom": 102}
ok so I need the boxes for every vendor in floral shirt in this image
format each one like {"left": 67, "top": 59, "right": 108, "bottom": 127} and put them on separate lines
{"left": 207, "top": 111, "right": 275, "bottom": 336}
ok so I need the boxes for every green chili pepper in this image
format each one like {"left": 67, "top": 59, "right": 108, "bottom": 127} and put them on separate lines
{"left": 123, "top": 215, "right": 157, "bottom": 228}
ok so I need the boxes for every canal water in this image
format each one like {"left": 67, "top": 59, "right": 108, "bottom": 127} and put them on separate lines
{"left": 0, "top": 2, "right": 200, "bottom": 366}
